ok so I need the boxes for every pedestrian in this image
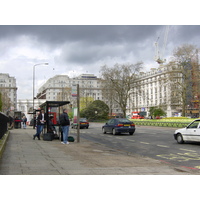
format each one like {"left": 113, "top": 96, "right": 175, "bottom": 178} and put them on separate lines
{"left": 59, "top": 108, "right": 70, "bottom": 144}
{"left": 33, "top": 109, "right": 47, "bottom": 140}
{"left": 48, "top": 116, "right": 56, "bottom": 134}
{"left": 22, "top": 115, "right": 27, "bottom": 129}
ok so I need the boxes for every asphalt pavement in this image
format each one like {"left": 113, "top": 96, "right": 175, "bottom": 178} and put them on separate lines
{"left": 0, "top": 125, "right": 200, "bottom": 175}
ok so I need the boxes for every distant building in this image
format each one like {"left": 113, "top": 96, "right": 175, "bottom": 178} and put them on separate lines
{"left": 74, "top": 74, "right": 102, "bottom": 102}
{"left": 37, "top": 74, "right": 102, "bottom": 101}
{"left": 128, "top": 62, "right": 200, "bottom": 118}
{"left": 37, "top": 75, "right": 71, "bottom": 100}
{"left": 0, "top": 73, "right": 17, "bottom": 114}
{"left": 128, "top": 66, "right": 172, "bottom": 117}
{"left": 37, "top": 74, "right": 122, "bottom": 115}
{"left": 17, "top": 99, "right": 46, "bottom": 122}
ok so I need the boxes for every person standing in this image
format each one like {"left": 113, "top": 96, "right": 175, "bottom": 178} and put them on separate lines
{"left": 59, "top": 109, "right": 70, "bottom": 144}
{"left": 22, "top": 115, "right": 27, "bottom": 129}
{"left": 33, "top": 109, "right": 47, "bottom": 140}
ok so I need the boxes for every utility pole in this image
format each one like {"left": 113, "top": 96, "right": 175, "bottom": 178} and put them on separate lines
{"left": 77, "top": 84, "right": 80, "bottom": 142}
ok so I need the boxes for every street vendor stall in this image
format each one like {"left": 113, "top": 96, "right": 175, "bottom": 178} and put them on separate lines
{"left": 14, "top": 111, "right": 22, "bottom": 129}
{"left": 39, "top": 101, "right": 70, "bottom": 140}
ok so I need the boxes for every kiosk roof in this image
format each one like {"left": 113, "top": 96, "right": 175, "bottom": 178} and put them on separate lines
{"left": 40, "top": 101, "right": 70, "bottom": 108}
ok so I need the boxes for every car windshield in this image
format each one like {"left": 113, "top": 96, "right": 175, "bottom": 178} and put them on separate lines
{"left": 117, "top": 118, "right": 131, "bottom": 123}
{"left": 80, "top": 118, "right": 87, "bottom": 122}
{"left": 187, "top": 120, "right": 200, "bottom": 129}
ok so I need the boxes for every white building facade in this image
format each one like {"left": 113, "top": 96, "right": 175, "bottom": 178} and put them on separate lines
{"left": 0, "top": 73, "right": 17, "bottom": 113}
{"left": 37, "top": 74, "right": 103, "bottom": 103}
{"left": 128, "top": 65, "right": 181, "bottom": 117}
{"left": 37, "top": 74, "right": 123, "bottom": 115}
{"left": 17, "top": 99, "right": 46, "bottom": 122}
{"left": 37, "top": 70, "right": 182, "bottom": 118}
{"left": 17, "top": 64, "right": 188, "bottom": 120}
{"left": 37, "top": 75, "right": 71, "bottom": 100}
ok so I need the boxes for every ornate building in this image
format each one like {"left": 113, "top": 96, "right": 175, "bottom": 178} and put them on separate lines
{"left": 17, "top": 99, "right": 46, "bottom": 122}
{"left": 128, "top": 66, "right": 172, "bottom": 117}
{"left": 37, "top": 74, "right": 103, "bottom": 108}
{"left": 0, "top": 73, "right": 17, "bottom": 114}
{"left": 128, "top": 61, "right": 200, "bottom": 118}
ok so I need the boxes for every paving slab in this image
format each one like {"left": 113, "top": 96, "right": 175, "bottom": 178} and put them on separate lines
{"left": 0, "top": 127, "right": 200, "bottom": 175}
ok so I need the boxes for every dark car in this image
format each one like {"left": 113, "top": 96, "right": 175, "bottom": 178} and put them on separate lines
{"left": 102, "top": 118, "right": 135, "bottom": 135}
{"left": 71, "top": 118, "right": 89, "bottom": 129}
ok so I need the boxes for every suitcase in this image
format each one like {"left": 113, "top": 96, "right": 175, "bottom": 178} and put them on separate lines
{"left": 43, "top": 132, "right": 54, "bottom": 141}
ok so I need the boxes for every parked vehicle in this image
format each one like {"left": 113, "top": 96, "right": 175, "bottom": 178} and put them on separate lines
{"left": 174, "top": 119, "right": 200, "bottom": 144}
{"left": 71, "top": 118, "right": 89, "bottom": 129}
{"left": 102, "top": 118, "right": 135, "bottom": 135}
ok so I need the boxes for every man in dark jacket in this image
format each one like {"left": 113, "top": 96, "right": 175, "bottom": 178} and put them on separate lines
{"left": 59, "top": 109, "right": 70, "bottom": 144}
{"left": 33, "top": 109, "right": 47, "bottom": 140}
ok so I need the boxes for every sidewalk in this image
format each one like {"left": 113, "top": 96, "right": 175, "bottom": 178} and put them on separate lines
{"left": 0, "top": 126, "right": 199, "bottom": 175}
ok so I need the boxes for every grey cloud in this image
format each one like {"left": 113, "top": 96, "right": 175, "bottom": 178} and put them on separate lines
{"left": 0, "top": 25, "right": 165, "bottom": 66}
{"left": 0, "top": 25, "right": 162, "bottom": 46}
{"left": 52, "top": 26, "right": 162, "bottom": 65}
{"left": 58, "top": 41, "right": 132, "bottom": 65}
{"left": 1, "top": 25, "right": 200, "bottom": 99}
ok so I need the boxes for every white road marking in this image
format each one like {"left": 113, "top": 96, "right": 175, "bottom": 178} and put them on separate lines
{"left": 157, "top": 145, "right": 169, "bottom": 148}
{"left": 140, "top": 142, "right": 149, "bottom": 144}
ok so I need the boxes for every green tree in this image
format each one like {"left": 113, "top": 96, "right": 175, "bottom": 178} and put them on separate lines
{"left": 80, "top": 100, "right": 109, "bottom": 121}
{"left": 149, "top": 107, "right": 156, "bottom": 117}
{"left": 80, "top": 96, "right": 94, "bottom": 110}
{"left": 149, "top": 107, "right": 166, "bottom": 118}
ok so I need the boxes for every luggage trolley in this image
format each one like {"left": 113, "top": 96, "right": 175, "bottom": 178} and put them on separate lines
{"left": 39, "top": 101, "right": 70, "bottom": 141}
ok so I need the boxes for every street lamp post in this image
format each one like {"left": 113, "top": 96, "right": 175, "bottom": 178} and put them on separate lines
{"left": 33, "top": 63, "right": 48, "bottom": 113}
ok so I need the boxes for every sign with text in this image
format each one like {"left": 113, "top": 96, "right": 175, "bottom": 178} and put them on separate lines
{"left": 71, "top": 84, "right": 77, "bottom": 98}
{"left": 73, "top": 107, "right": 78, "bottom": 125}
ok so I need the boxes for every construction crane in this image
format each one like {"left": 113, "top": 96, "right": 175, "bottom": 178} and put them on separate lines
{"left": 154, "top": 25, "right": 169, "bottom": 64}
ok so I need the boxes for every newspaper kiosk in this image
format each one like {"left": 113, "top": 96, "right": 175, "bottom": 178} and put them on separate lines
{"left": 14, "top": 111, "right": 22, "bottom": 129}
{"left": 39, "top": 101, "right": 70, "bottom": 140}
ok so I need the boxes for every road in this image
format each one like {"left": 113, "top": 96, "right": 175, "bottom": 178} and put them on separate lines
{"left": 70, "top": 123, "right": 200, "bottom": 170}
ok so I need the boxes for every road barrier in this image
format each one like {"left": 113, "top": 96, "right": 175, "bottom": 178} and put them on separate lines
{"left": 0, "top": 112, "right": 9, "bottom": 139}
{"left": 134, "top": 121, "right": 189, "bottom": 128}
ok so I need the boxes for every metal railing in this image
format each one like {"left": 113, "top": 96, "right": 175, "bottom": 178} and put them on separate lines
{"left": 134, "top": 121, "right": 189, "bottom": 128}
{"left": 0, "top": 112, "right": 9, "bottom": 139}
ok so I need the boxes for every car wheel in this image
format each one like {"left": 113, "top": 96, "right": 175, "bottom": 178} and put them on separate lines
{"left": 102, "top": 128, "right": 106, "bottom": 134}
{"left": 129, "top": 130, "right": 135, "bottom": 135}
{"left": 112, "top": 129, "right": 116, "bottom": 135}
{"left": 177, "top": 133, "right": 184, "bottom": 144}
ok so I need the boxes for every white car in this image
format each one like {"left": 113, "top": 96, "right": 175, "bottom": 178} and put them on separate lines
{"left": 174, "top": 119, "right": 200, "bottom": 144}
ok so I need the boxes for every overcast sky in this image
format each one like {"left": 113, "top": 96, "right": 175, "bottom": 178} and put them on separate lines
{"left": 0, "top": 25, "right": 200, "bottom": 99}
{"left": 0, "top": 1, "right": 199, "bottom": 192}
